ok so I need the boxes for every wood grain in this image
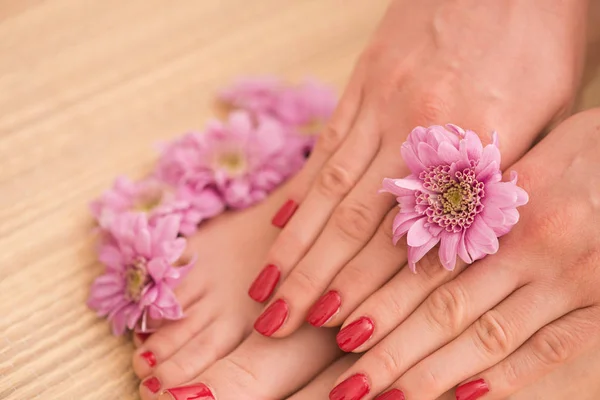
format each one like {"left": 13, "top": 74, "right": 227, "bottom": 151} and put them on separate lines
{"left": 0, "top": 1, "right": 597, "bottom": 399}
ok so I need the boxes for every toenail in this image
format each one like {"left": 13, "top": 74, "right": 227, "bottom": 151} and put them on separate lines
{"left": 254, "top": 298, "right": 289, "bottom": 336}
{"left": 336, "top": 317, "right": 374, "bottom": 352}
{"left": 307, "top": 290, "right": 341, "bottom": 327}
{"left": 162, "top": 383, "right": 215, "bottom": 400}
{"left": 248, "top": 264, "right": 281, "bottom": 303}
{"left": 140, "top": 351, "right": 157, "bottom": 367}
{"left": 330, "top": 374, "right": 370, "bottom": 400}
{"left": 271, "top": 199, "right": 298, "bottom": 228}
{"left": 142, "top": 376, "right": 161, "bottom": 394}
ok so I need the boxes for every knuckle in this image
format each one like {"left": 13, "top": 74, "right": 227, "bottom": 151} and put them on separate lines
{"left": 526, "top": 203, "right": 575, "bottom": 247}
{"left": 286, "top": 267, "right": 322, "bottom": 295}
{"left": 371, "top": 346, "right": 403, "bottom": 378}
{"left": 499, "top": 358, "right": 521, "bottom": 389}
{"left": 531, "top": 328, "right": 572, "bottom": 365}
{"left": 339, "top": 263, "right": 375, "bottom": 290}
{"left": 316, "top": 162, "right": 354, "bottom": 198}
{"left": 331, "top": 201, "right": 377, "bottom": 242}
{"left": 425, "top": 283, "right": 467, "bottom": 333}
{"left": 409, "top": 88, "right": 452, "bottom": 126}
{"left": 316, "top": 124, "right": 345, "bottom": 154}
{"left": 473, "top": 311, "right": 512, "bottom": 357}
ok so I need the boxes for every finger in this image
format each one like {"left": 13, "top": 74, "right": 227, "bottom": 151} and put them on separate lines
{"left": 331, "top": 254, "right": 520, "bottom": 398}
{"left": 286, "top": 355, "right": 359, "bottom": 400}
{"left": 261, "top": 147, "right": 408, "bottom": 337}
{"left": 395, "top": 283, "right": 572, "bottom": 400}
{"left": 335, "top": 251, "right": 467, "bottom": 353}
{"left": 305, "top": 207, "right": 406, "bottom": 329}
{"left": 461, "top": 306, "right": 600, "bottom": 400}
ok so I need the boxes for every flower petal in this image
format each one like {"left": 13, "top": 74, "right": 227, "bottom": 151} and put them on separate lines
{"left": 417, "top": 142, "right": 443, "bottom": 166}
{"left": 437, "top": 141, "right": 461, "bottom": 164}
{"left": 439, "top": 231, "right": 460, "bottom": 270}
{"left": 408, "top": 236, "right": 440, "bottom": 272}
{"left": 401, "top": 145, "right": 426, "bottom": 175}
{"left": 407, "top": 218, "right": 433, "bottom": 247}
{"left": 98, "top": 245, "right": 124, "bottom": 271}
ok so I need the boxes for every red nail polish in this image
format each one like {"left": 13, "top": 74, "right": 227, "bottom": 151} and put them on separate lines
{"left": 329, "top": 374, "right": 370, "bottom": 400}
{"left": 140, "top": 351, "right": 157, "bottom": 367}
{"left": 165, "top": 383, "right": 215, "bottom": 400}
{"left": 135, "top": 332, "right": 151, "bottom": 343}
{"left": 271, "top": 199, "right": 298, "bottom": 228}
{"left": 248, "top": 264, "right": 281, "bottom": 303}
{"left": 307, "top": 290, "right": 341, "bottom": 327}
{"left": 142, "top": 376, "right": 161, "bottom": 394}
{"left": 456, "top": 379, "right": 489, "bottom": 400}
{"left": 336, "top": 317, "right": 374, "bottom": 352}
{"left": 375, "top": 389, "right": 406, "bottom": 400}
{"left": 254, "top": 299, "right": 289, "bottom": 336}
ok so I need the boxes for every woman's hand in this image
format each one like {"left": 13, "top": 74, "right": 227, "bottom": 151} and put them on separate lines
{"left": 249, "top": 0, "right": 587, "bottom": 338}
{"left": 329, "top": 108, "right": 600, "bottom": 400}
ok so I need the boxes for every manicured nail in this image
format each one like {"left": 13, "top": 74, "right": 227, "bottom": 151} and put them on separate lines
{"left": 254, "top": 299, "right": 289, "bottom": 336}
{"left": 329, "top": 374, "right": 370, "bottom": 400}
{"left": 142, "top": 376, "right": 161, "bottom": 394}
{"left": 307, "top": 290, "right": 342, "bottom": 327}
{"left": 375, "top": 389, "right": 406, "bottom": 400}
{"left": 163, "top": 383, "right": 215, "bottom": 400}
{"left": 336, "top": 316, "right": 374, "bottom": 352}
{"left": 248, "top": 264, "right": 281, "bottom": 303}
{"left": 456, "top": 379, "right": 489, "bottom": 400}
{"left": 140, "top": 351, "right": 157, "bottom": 367}
{"left": 271, "top": 199, "right": 298, "bottom": 228}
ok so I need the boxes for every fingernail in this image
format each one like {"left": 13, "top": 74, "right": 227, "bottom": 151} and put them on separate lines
{"left": 307, "top": 290, "right": 342, "bottom": 327}
{"left": 456, "top": 379, "right": 489, "bottom": 400}
{"left": 336, "top": 317, "right": 374, "bottom": 352}
{"left": 254, "top": 299, "right": 289, "bottom": 336}
{"left": 375, "top": 389, "right": 406, "bottom": 400}
{"left": 271, "top": 199, "right": 298, "bottom": 228}
{"left": 248, "top": 264, "right": 281, "bottom": 303}
{"left": 329, "top": 374, "right": 370, "bottom": 400}
{"left": 142, "top": 376, "right": 161, "bottom": 394}
{"left": 163, "top": 383, "right": 215, "bottom": 400}
{"left": 140, "top": 351, "right": 157, "bottom": 367}
{"left": 135, "top": 332, "right": 151, "bottom": 344}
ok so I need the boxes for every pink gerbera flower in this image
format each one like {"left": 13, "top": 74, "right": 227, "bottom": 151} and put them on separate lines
{"left": 90, "top": 176, "right": 224, "bottom": 236}
{"left": 381, "top": 124, "right": 528, "bottom": 272}
{"left": 155, "top": 111, "right": 306, "bottom": 209}
{"left": 87, "top": 213, "right": 194, "bottom": 335}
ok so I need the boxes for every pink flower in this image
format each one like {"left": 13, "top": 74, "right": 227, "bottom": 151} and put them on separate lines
{"left": 381, "top": 125, "right": 528, "bottom": 272}
{"left": 155, "top": 111, "right": 306, "bottom": 209}
{"left": 90, "top": 176, "right": 224, "bottom": 236}
{"left": 87, "top": 213, "right": 194, "bottom": 336}
{"left": 219, "top": 77, "right": 337, "bottom": 138}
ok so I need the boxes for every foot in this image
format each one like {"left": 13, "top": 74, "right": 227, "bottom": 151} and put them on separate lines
{"left": 132, "top": 181, "right": 294, "bottom": 396}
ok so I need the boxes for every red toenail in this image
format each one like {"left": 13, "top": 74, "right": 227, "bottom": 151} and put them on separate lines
{"left": 271, "top": 199, "right": 298, "bottom": 228}
{"left": 248, "top": 264, "right": 280, "bottom": 303}
{"left": 307, "top": 290, "right": 341, "bottom": 327}
{"left": 336, "top": 317, "right": 374, "bottom": 352}
{"left": 375, "top": 389, "right": 406, "bottom": 400}
{"left": 329, "top": 374, "right": 370, "bottom": 400}
{"left": 141, "top": 351, "right": 157, "bottom": 367}
{"left": 142, "top": 376, "right": 161, "bottom": 393}
{"left": 165, "top": 383, "right": 215, "bottom": 399}
{"left": 254, "top": 299, "right": 289, "bottom": 336}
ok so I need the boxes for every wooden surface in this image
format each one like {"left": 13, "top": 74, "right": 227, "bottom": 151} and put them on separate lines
{"left": 0, "top": 1, "right": 598, "bottom": 399}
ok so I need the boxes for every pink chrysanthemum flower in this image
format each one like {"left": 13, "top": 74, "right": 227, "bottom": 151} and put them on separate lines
{"left": 219, "top": 77, "right": 337, "bottom": 138}
{"left": 90, "top": 176, "right": 224, "bottom": 236}
{"left": 87, "top": 213, "right": 194, "bottom": 336}
{"left": 155, "top": 111, "right": 306, "bottom": 209}
{"left": 381, "top": 124, "right": 528, "bottom": 272}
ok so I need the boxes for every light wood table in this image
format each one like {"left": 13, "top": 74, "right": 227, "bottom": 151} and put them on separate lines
{"left": 0, "top": 1, "right": 598, "bottom": 399}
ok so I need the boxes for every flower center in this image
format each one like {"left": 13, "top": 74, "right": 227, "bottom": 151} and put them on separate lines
{"left": 217, "top": 151, "right": 247, "bottom": 176}
{"left": 415, "top": 164, "right": 484, "bottom": 233}
{"left": 133, "top": 184, "right": 165, "bottom": 213}
{"left": 125, "top": 258, "right": 149, "bottom": 302}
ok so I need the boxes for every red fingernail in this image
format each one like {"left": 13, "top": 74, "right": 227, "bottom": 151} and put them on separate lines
{"left": 248, "top": 264, "right": 281, "bottom": 303}
{"left": 272, "top": 199, "right": 298, "bottom": 228}
{"left": 375, "top": 389, "right": 406, "bottom": 400}
{"left": 165, "top": 383, "right": 215, "bottom": 400}
{"left": 142, "top": 376, "right": 161, "bottom": 394}
{"left": 456, "top": 379, "right": 489, "bottom": 400}
{"left": 135, "top": 332, "right": 151, "bottom": 344}
{"left": 307, "top": 290, "right": 341, "bottom": 327}
{"left": 254, "top": 299, "right": 289, "bottom": 336}
{"left": 329, "top": 374, "right": 370, "bottom": 400}
{"left": 140, "top": 351, "right": 156, "bottom": 367}
{"left": 336, "top": 317, "right": 374, "bottom": 352}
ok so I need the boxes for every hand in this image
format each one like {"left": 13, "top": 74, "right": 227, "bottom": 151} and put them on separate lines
{"left": 248, "top": 0, "right": 587, "bottom": 338}
{"left": 329, "top": 108, "right": 600, "bottom": 400}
